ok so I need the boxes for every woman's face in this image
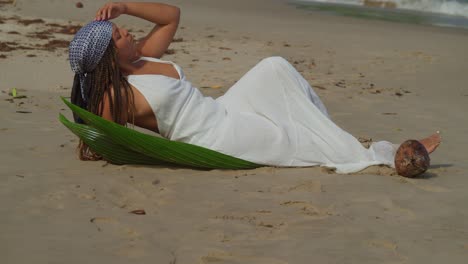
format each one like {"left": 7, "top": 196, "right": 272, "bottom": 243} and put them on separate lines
{"left": 112, "top": 24, "right": 139, "bottom": 63}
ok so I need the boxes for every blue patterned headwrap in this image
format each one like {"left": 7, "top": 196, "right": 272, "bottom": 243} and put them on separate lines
{"left": 69, "top": 21, "right": 113, "bottom": 103}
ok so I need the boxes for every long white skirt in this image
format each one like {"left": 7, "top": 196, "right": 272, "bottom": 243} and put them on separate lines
{"left": 204, "top": 57, "right": 397, "bottom": 173}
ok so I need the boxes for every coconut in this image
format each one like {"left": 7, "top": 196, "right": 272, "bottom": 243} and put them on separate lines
{"left": 394, "top": 140, "right": 430, "bottom": 178}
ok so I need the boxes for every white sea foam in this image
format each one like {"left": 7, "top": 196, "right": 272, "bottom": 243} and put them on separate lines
{"left": 302, "top": 0, "right": 468, "bottom": 18}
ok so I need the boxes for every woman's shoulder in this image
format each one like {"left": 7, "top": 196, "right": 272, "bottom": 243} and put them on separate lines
{"left": 133, "top": 56, "right": 185, "bottom": 80}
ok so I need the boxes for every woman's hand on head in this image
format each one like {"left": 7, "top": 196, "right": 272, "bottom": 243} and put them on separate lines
{"left": 95, "top": 2, "right": 127, "bottom": 21}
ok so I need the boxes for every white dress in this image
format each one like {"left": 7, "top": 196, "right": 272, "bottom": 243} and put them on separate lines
{"left": 127, "top": 56, "right": 398, "bottom": 173}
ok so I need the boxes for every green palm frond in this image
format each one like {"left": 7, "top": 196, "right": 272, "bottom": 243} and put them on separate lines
{"left": 59, "top": 114, "right": 173, "bottom": 166}
{"left": 59, "top": 97, "right": 261, "bottom": 169}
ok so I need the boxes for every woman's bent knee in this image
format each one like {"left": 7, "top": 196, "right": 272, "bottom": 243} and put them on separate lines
{"left": 262, "top": 56, "right": 288, "bottom": 65}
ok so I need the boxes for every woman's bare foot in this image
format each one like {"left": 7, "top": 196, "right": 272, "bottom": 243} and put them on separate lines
{"left": 418, "top": 132, "right": 441, "bottom": 154}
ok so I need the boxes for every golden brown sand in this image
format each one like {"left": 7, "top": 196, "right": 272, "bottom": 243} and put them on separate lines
{"left": 1, "top": 0, "right": 468, "bottom": 263}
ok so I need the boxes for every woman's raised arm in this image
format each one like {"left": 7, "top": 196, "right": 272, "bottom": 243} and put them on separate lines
{"left": 96, "top": 2, "right": 180, "bottom": 59}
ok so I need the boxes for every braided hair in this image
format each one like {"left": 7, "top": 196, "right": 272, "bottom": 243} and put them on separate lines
{"left": 70, "top": 40, "right": 135, "bottom": 160}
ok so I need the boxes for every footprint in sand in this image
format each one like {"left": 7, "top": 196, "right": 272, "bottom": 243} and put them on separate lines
{"left": 287, "top": 180, "right": 323, "bottom": 193}
{"left": 368, "top": 239, "right": 398, "bottom": 251}
{"left": 34, "top": 190, "right": 67, "bottom": 210}
{"left": 32, "top": 187, "right": 96, "bottom": 212}
{"left": 410, "top": 51, "right": 436, "bottom": 63}
{"left": 200, "top": 251, "right": 288, "bottom": 264}
{"left": 90, "top": 216, "right": 143, "bottom": 251}
{"left": 77, "top": 193, "right": 96, "bottom": 200}
{"left": 270, "top": 179, "right": 323, "bottom": 194}
{"left": 367, "top": 239, "right": 408, "bottom": 262}
{"left": 280, "top": 200, "right": 333, "bottom": 219}
{"left": 102, "top": 182, "right": 173, "bottom": 209}
{"left": 211, "top": 213, "right": 288, "bottom": 242}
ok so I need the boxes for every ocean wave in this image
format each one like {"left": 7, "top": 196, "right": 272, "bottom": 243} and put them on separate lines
{"left": 303, "top": 0, "right": 468, "bottom": 18}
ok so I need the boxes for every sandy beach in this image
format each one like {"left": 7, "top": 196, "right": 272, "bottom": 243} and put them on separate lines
{"left": 1, "top": 0, "right": 468, "bottom": 263}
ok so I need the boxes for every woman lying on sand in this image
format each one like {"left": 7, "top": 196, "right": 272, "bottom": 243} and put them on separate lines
{"left": 68, "top": 1, "right": 440, "bottom": 177}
